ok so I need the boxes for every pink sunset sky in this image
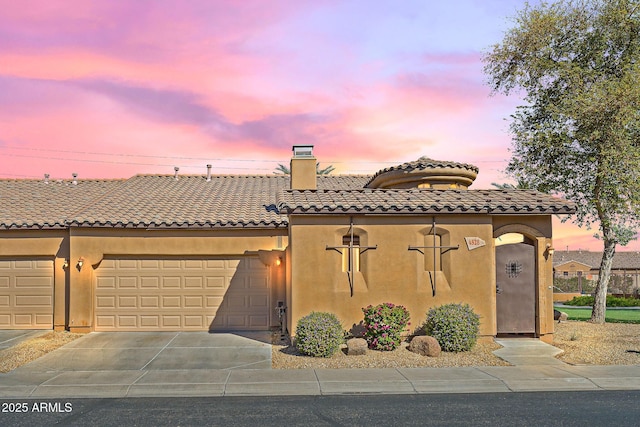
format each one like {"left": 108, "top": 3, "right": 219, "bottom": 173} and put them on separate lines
{"left": 1, "top": 0, "right": 637, "bottom": 252}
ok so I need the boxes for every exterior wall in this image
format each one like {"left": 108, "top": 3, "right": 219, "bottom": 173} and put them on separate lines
{"left": 493, "top": 216, "right": 555, "bottom": 343}
{"left": 1, "top": 228, "right": 287, "bottom": 332}
{"left": 554, "top": 292, "right": 581, "bottom": 302}
{"left": 1, "top": 213, "right": 558, "bottom": 341}
{"left": 0, "top": 229, "right": 286, "bottom": 332}
{"left": 0, "top": 230, "right": 69, "bottom": 330}
{"left": 66, "top": 228, "right": 286, "bottom": 332}
{"left": 287, "top": 215, "right": 497, "bottom": 339}
{"left": 554, "top": 261, "right": 592, "bottom": 276}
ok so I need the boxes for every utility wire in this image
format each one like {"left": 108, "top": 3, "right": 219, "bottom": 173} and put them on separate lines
{"left": 1, "top": 145, "right": 507, "bottom": 165}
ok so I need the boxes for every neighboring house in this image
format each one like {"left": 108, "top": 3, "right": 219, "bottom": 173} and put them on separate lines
{"left": 0, "top": 146, "right": 575, "bottom": 342}
{"left": 553, "top": 250, "right": 640, "bottom": 295}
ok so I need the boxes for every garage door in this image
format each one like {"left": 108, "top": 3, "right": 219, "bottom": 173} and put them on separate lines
{"left": 94, "top": 257, "right": 270, "bottom": 331}
{"left": 0, "top": 259, "right": 54, "bottom": 329}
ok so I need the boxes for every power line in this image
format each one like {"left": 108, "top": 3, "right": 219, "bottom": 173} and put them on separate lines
{"left": 1, "top": 144, "right": 508, "bottom": 165}
{"left": 1, "top": 145, "right": 275, "bottom": 163}
{"left": 0, "top": 153, "right": 273, "bottom": 171}
{"left": 1, "top": 145, "right": 508, "bottom": 183}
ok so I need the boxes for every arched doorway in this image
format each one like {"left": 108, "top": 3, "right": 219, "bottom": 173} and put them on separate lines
{"left": 495, "top": 233, "right": 536, "bottom": 335}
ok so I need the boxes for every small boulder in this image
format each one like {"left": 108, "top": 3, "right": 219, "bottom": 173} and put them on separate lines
{"left": 554, "top": 309, "right": 568, "bottom": 323}
{"left": 347, "top": 338, "right": 368, "bottom": 356}
{"left": 408, "top": 335, "right": 441, "bottom": 357}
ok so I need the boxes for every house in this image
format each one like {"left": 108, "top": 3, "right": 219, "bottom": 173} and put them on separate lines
{"left": 0, "top": 146, "right": 575, "bottom": 343}
{"left": 553, "top": 250, "right": 640, "bottom": 295}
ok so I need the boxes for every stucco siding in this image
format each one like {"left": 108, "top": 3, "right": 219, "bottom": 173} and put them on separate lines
{"left": 66, "top": 229, "right": 286, "bottom": 332}
{"left": 288, "top": 215, "right": 497, "bottom": 338}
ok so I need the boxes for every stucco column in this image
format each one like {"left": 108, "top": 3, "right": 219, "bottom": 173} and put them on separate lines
{"left": 53, "top": 257, "right": 68, "bottom": 331}
{"left": 538, "top": 237, "right": 555, "bottom": 343}
{"left": 67, "top": 235, "right": 96, "bottom": 333}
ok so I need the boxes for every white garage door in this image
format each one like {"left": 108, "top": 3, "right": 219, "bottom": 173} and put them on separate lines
{"left": 0, "top": 259, "right": 54, "bottom": 329}
{"left": 94, "top": 257, "right": 270, "bottom": 331}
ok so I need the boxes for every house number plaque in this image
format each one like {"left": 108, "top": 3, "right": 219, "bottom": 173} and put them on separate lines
{"left": 465, "top": 237, "right": 486, "bottom": 251}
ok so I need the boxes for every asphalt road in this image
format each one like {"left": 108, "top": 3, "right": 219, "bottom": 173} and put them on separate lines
{"left": 2, "top": 391, "right": 639, "bottom": 426}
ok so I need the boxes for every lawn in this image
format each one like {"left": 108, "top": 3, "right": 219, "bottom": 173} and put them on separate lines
{"left": 557, "top": 306, "right": 640, "bottom": 324}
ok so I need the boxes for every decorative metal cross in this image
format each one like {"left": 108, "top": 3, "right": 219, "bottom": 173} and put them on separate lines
{"left": 326, "top": 220, "right": 377, "bottom": 296}
{"left": 408, "top": 217, "right": 459, "bottom": 296}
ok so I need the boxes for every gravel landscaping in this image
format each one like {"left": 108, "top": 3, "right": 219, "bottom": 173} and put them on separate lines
{"left": 0, "top": 331, "right": 83, "bottom": 373}
{"left": 273, "top": 321, "right": 640, "bottom": 368}
{"left": 553, "top": 320, "right": 640, "bottom": 365}
{"left": 1, "top": 321, "right": 639, "bottom": 373}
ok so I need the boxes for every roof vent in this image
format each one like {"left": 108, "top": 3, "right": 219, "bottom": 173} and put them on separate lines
{"left": 174, "top": 167, "right": 179, "bottom": 180}
{"left": 44, "top": 174, "right": 50, "bottom": 184}
{"left": 206, "top": 164, "right": 212, "bottom": 182}
{"left": 72, "top": 173, "right": 78, "bottom": 185}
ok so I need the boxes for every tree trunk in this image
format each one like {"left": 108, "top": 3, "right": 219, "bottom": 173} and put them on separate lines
{"left": 590, "top": 236, "right": 616, "bottom": 323}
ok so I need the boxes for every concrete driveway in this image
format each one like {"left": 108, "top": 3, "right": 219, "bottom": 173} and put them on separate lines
{"left": 16, "top": 331, "right": 272, "bottom": 372}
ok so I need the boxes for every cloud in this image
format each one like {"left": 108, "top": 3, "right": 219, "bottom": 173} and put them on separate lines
{"left": 0, "top": 1, "right": 522, "bottom": 173}
{"left": 71, "top": 79, "right": 228, "bottom": 129}
{"left": 70, "top": 78, "right": 340, "bottom": 148}
{"left": 0, "top": 1, "right": 309, "bottom": 59}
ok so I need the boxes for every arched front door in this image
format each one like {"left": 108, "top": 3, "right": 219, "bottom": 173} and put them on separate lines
{"left": 495, "top": 242, "right": 536, "bottom": 334}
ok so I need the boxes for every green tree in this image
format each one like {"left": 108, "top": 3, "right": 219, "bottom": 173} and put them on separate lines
{"left": 274, "top": 164, "right": 290, "bottom": 174}
{"left": 273, "top": 163, "right": 335, "bottom": 175}
{"left": 490, "top": 180, "right": 531, "bottom": 190}
{"left": 483, "top": 0, "right": 640, "bottom": 323}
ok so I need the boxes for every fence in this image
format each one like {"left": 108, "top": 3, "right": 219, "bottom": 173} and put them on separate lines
{"left": 553, "top": 273, "right": 638, "bottom": 297}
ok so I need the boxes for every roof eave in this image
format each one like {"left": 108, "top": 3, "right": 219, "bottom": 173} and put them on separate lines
{"left": 282, "top": 208, "right": 576, "bottom": 215}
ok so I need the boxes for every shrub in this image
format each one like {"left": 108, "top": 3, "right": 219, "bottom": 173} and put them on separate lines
{"left": 423, "top": 303, "right": 480, "bottom": 352}
{"left": 564, "top": 295, "right": 594, "bottom": 306}
{"left": 362, "top": 303, "right": 410, "bottom": 351}
{"left": 607, "top": 296, "right": 640, "bottom": 307}
{"left": 564, "top": 295, "right": 640, "bottom": 307}
{"left": 294, "top": 312, "right": 344, "bottom": 357}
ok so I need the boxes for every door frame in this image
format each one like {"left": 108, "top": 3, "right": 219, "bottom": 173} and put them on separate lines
{"left": 493, "top": 224, "right": 548, "bottom": 339}
{"left": 495, "top": 240, "right": 537, "bottom": 335}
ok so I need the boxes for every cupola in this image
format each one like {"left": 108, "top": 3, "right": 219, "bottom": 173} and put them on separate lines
{"left": 365, "top": 157, "right": 479, "bottom": 190}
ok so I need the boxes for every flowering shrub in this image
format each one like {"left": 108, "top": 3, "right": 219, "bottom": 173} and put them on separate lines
{"left": 362, "top": 303, "right": 410, "bottom": 351}
{"left": 295, "top": 312, "right": 344, "bottom": 357}
{"left": 423, "top": 303, "right": 480, "bottom": 352}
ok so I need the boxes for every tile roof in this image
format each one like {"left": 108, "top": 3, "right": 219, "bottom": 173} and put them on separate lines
{"left": 68, "top": 175, "right": 370, "bottom": 229}
{"left": 277, "top": 189, "right": 577, "bottom": 215}
{"left": 0, "top": 179, "right": 124, "bottom": 229}
{"left": 365, "top": 157, "right": 479, "bottom": 188}
{"left": 553, "top": 250, "right": 640, "bottom": 270}
{"left": 1, "top": 174, "right": 576, "bottom": 229}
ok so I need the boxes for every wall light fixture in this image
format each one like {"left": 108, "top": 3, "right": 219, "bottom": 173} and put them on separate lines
{"left": 546, "top": 243, "right": 555, "bottom": 256}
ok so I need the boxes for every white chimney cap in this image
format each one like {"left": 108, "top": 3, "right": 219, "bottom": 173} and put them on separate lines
{"left": 292, "top": 145, "right": 314, "bottom": 157}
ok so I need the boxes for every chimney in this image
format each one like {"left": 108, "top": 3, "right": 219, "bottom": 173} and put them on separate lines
{"left": 290, "top": 145, "right": 316, "bottom": 190}
{"left": 206, "top": 164, "right": 212, "bottom": 182}
{"left": 174, "top": 167, "right": 179, "bottom": 180}
{"left": 44, "top": 174, "right": 50, "bottom": 184}
{"left": 72, "top": 173, "right": 78, "bottom": 185}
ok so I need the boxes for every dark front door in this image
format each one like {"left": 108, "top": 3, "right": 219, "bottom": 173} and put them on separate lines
{"left": 495, "top": 242, "right": 536, "bottom": 334}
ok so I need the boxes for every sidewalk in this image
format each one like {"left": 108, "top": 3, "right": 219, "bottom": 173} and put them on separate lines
{"left": 3, "top": 364, "right": 640, "bottom": 398}
{"left": 2, "top": 338, "right": 640, "bottom": 398}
